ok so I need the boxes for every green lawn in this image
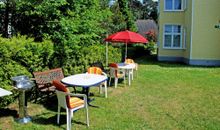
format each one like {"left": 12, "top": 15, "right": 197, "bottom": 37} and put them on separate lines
{"left": 1, "top": 56, "right": 220, "bottom": 130}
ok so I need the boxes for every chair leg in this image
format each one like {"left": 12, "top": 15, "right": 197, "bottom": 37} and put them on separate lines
{"left": 85, "top": 103, "right": 89, "bottom": 127}
{"left": 104, "top": 81, "right": 107, "bottom": 98}
{"left": 71, "top": 109, "right": 73, "bottom": 118}
{"left": 123, "top": 75, "right": 126, "bottom": 87}
{"left": 99, "top": 85, "right": 102, "bottom": 94}
{"left": 67, "top": 109, "right": 71, "bottom": 130}
{"left": 35, "top": 90, "right": 40, "bottom": 103}
{"left": 131, "top": 69, "right": 134, "bottom": 80}
{"left": 135, "top": 64, "right": 138, "bottom": 77}
{"left": 73, "top": 86, "right": 77, "bottom": 93}
{"left": 109, "top": 77, "right": 111, "bottom": 86}
{"left": 128, "top": 71, "right": 131, "bottom": 86}
{"left": 57, "top": 106, "right": 61, "bottom": 124}
{"left": 115, "top": 78, "right": 118, "bottom": 88}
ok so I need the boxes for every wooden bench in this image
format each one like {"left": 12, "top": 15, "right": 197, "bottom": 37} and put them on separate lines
{"left": 32, "top": 68, "right": 65, "bottom": 101}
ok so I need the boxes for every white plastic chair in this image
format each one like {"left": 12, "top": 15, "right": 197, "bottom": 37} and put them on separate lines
{"left": 53, "top": 80, "right": 89, "bottom": 130}
{"left": 109, "top": 63, "right": 125, "bottom": 88}
{"left": 87, "top": 67, "right": 108, "bottom": 98}
{"left": 125, "top": 58, "right": 138, "bottom": 79}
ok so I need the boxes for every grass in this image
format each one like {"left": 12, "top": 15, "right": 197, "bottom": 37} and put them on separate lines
{"left": 1, "top": 56, "right": 220, "bottom": 130}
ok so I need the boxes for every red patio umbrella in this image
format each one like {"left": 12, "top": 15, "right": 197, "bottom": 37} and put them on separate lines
{"left": 105, "top": 30, "right": 148, "bottom": 63}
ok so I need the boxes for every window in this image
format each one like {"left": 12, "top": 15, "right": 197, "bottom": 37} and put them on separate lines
{"left": 163, "top": 25, "right": 183, "bottom": 49}
{"left": 165, "top": 0, "right": 185, "bottom": 11}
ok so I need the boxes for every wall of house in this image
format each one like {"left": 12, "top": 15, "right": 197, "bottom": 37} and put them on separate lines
{"left": 158, "top": 0, "right": 187, "bottom": 61}
{"left": 183, "top": 0, "right": 192, "bottom": 59}
{"left": 158, "top": 0, "right": 220, "bottom": 66}
{"left": 191, "top": 0, "right": 220, "bottom": 61}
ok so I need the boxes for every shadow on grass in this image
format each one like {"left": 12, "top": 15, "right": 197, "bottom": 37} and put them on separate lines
{"left": 135, "top": 55, "right": 187, "bottom": 67}
{"left": 32, "top": 112, "right": 87, "bottom": 129}
{"left": 33, "top": 95, "right": 58, "bottom": 112}
{"left": 126, "top": 46, "right": 188, "bottom": 68}
{"left": 0, "top": 108, "right": 17, "bottom": 118}
{"left": 135, "top": 55, "right": 220, "bottom": 68}
{"left": 108, "top": 78, "right": 125, "bottom": 88}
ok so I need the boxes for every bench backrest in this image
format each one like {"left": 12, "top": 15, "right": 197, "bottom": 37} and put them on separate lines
{"left": 33, "top": 68, "right": 64, "bottom": 87}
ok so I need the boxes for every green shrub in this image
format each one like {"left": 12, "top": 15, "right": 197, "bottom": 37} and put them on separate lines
{"left": 0, "top": 36, "right": 121, "bottom": 107}
{"left": 54, "top": 43, "right": 121, "bottom": 75}
{"left": 144, "top": 41, "right": 157, "bottom": 54}
{"left": 0, "top": 35, "right": 53, "bottom": 107}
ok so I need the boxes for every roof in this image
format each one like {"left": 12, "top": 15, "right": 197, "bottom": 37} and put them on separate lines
{"left": 136, "top": 19, "right": 158, "bottom": 37}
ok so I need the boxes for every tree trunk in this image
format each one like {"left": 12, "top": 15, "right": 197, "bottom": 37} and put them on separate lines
{"left": 3, "top": 2, "right": 10, "bottom": 38}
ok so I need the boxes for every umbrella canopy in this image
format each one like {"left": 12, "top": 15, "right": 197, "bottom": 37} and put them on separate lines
{"left": 105, "top": 30, "right": 148, "bottom": 43}
{"left": 105, "top": 30, "right": 148, "bottom": 63}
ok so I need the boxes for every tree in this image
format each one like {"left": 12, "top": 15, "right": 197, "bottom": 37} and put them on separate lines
{"left": 108, "top": 1, "right": 127, "bottom": 33}
{"left": 129, "top": 0, "right": 158, "bottom": 21}
{"left": 8, "top": 0, "right": 114, "bottom": 68}
{"left": 0, "top": 0, "right": 16, "bottom": 38}
{"left": 118, "top": 0, "right": 137, "bottom": 31}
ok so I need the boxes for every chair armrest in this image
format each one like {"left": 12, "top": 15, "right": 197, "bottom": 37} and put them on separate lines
{"left": 67, "top": 92, "right": 88, "bottom": 105}
{"left": 68, "top": 93, "right": 87, "bottom": 98}
{"left": 56, "top": 90, "right": 86, "bottom": 98}
{"left": 135, "top": 63, "right": 138, "bottom": 70}
{"left": 101, "top": 72, "right": 107, "bottom": 76}
{"left": 87, "top": 71, "right": 107, "bottom": 77}
{"left": 30, "top": 78, "right": 36, "bottom": 81}
{"left": 118, "top": 68, "right": 125, "bottom": 74}
{"left": 57, "top": 90, "right": 88, "bottom": 103}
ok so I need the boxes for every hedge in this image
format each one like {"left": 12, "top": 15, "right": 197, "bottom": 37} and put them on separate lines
{"left": 0, "top": 35, "right": 121, "bottom": 107}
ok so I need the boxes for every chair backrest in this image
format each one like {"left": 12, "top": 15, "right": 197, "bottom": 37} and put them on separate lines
{"left": 87, "top": 67, "right": 103, "bottom": 75}
{"left": 125, "top": 58, "right": 135, "bottom": 64}
{"left": 125, "top": 58, "right": 138, "bottom": 70}
{"left": 109, "top": 63, "right": 118, "bottom": 68}
{"left": 33, "top": 68, "right": 64, "bottom": 90}
{"left": 56, "top": 90, "right": 68, "bottom": 109}
{"left": 52, "top": 80, "right": 71, "bottom": 108}
{"left": 91, "top": 61, "right": 105, "bottom": 71}
{"left": 109, "top": 63, "right": 118, "bottom": 78}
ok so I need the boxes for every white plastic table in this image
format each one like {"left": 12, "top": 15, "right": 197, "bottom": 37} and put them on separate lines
{"left": 61, "top": 73, "right": 108, "bottom": 98}
{"left": 0, "top": 88, "right": 12, "bottom": 97}
{"left": 117, "top": 63, "right": 136, "bottom": 86}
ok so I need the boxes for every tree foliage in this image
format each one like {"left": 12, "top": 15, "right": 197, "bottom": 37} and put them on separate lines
{"left": 0, "top": 0, "right": 124, "bottom": 106}
{"left": 0, "top": 34, "right": 121, "bottom": 107}
{"left": 118, "top": 0, "right": 137, "bottom": 31}
{"left": 130, "top": 0, "right": 158, "bottom": 21}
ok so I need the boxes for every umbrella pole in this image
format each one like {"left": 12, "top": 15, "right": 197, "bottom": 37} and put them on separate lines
{"left": 106, "top": 42, "right": 108, "bottom": 67}
{"left": 125, "top": 43, "right": 127, "bottom": 61}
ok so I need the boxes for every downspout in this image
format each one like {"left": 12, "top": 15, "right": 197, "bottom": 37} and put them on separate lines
{"left": 190, "top": 0, "right": 195, "bottom": 61}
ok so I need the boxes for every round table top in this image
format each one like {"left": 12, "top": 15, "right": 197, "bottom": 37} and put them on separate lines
{"left": 117, "top": 63, "right": 136, "bottom": 69}
{"left": 0, "top": 88, "right": 12, "bottom": 97}
{"left": 61, "top": 73, "right": 107, "bottom": 88}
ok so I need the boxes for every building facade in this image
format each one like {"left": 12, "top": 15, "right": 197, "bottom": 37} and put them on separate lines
{"left": 158, "top": 0, "right": 220, "bottom": 66}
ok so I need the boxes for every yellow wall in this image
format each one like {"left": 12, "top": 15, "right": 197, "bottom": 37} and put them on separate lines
{"left": 158, "top": 0, "right": 187, "bottom": 57}
{"left": 159, "top": 0, "right": 220, "bottom": 61}
{"left": 192, "top": 0, "right": 220, "bottom": 60}
{"left": 183, "top": 1, "right": 192, "bottom": 59}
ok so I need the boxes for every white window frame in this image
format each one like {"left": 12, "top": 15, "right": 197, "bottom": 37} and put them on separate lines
{"left": 164, "top": 0, "right": 186, "bottom": 11}
{"left": 163, "top": 24, "right": 183, "bottom": 49}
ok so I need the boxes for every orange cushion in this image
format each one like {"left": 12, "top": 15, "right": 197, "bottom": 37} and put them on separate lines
{"left": 68, "top": 97, "right": 84, "bottom": 109}
{"left": 53, "top": 80, "right": 75, "bottom": 108}
{"left": 125, "top": 58, "right": 134, "bottom": 64}
{"left": 117, "top": 73, "right": 124, "bottom": 78}
{"left": 52, "top": 80, "right": 70, "bottom": 92}
{"left": 109, "top": 63, "right": 118, "bottom": 68}
{"left": 87, "top": 67, "right": 103, "bottom": 75}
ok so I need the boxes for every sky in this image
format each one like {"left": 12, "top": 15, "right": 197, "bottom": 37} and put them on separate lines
{"left": 109, "top": 0, "right": 158, "bottom": 6}
{"left": 140, "top": 0, "right": 158, "bottom": 2}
